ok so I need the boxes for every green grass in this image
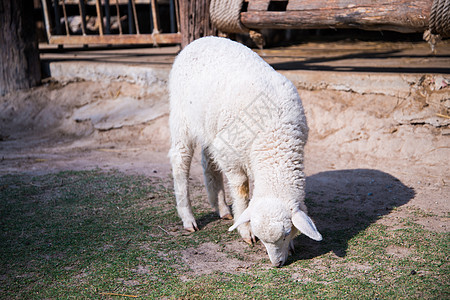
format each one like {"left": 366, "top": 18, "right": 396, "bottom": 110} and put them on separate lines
{"left": 0, "top": 170, "right": 448, "bottom": 299}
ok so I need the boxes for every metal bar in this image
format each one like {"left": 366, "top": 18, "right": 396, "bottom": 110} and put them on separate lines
{"left": 95, "top": 0, "right": 104, "bottom": 35}
{"left": 60, "top": 0, "right": 70, "bottom": 35}
{"left": 48, "top": 32, "right": 181, "bottom": 44}
{"left": 150, "top": 0, "right": 160, "bottom": 33}
{"left": 105, "top": 0, "right": 111, "bottom": 34}
{"left": 114, "top": 0, "right": 123, "bottom": 34}
{"left": 149, "top": 1, "right": 154, "bottom": 32}
{"left": 77, "top": 0, "right": 87, "bottom": 35}
{"left": 53, "top": 0, "right": 62, "bottom": 35}
{"left": 127, "top": 0, "right": 134, "bottom": 33}
{"left": 169, "top": 0, "right": 175, "bottom": 33}
{"left": 40, "top": 0, "right": 53, "bottom": 40}
{"left": 131, "top": 0, "right": 140, "bottom": 34}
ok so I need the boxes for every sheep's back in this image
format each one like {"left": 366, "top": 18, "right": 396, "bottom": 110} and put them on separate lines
{"left": 169, "top": 36, "right": 306, "bottom": 154}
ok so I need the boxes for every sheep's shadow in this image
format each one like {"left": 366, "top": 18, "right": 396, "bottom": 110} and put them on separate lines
{"left": 287, "top": 169, "right": 415, "bottom": 264}
{"left": 196, "top": 212, "right": 220, "bottom": 230}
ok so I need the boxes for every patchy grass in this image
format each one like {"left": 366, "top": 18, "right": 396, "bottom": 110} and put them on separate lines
{"left": 0, "top": 170, "right": 448, "bottom": 299}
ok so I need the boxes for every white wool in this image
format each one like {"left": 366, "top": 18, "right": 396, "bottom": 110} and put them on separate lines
{"left": 169, "top": 36, "right": 321, "bottom": 267}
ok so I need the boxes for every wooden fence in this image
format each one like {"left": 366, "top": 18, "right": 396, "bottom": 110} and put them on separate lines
{"left": 40, "top": 0, "right": 181, "bottom": 45}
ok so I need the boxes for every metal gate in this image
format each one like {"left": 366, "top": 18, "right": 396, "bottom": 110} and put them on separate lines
{"left": 40, "top": 0, "right": 181, "bottom": 45}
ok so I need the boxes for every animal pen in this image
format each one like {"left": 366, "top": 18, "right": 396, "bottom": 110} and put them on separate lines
{"left": 39, "top": 0, "right": 449, "bottom": 48}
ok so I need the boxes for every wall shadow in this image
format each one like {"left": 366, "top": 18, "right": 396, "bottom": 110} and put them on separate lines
{"left": 288, "top": 169, "right": 415, "bottom": 263}
{"left": 270, "top": 50, "right": 450, "bottom": 74}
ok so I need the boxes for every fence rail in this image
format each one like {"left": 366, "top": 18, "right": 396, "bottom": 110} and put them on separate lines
{"left": 40, "top": 0, "right": 181, "bottom": 45}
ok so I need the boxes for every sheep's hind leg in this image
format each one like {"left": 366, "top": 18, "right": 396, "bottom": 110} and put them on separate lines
{"left": 169, "top": 140, "right": 198, "bottom": 232}
{"left": 226, "top": 172, "right": 256, "bottom": 245}
{"left": 201, "top": 148, "right": 232, "bottom": 220}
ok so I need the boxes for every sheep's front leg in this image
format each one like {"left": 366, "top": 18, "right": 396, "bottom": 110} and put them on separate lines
{"left": 169, "top": 142, "right": 198, "bottom": 232}
{"left": 201, "top": 148, "right": 232, "bottom": 220}
{"left": 226, "top": 172, "right": 256, "bottom": 245}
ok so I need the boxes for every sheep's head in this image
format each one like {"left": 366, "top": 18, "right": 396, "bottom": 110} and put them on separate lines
{"left": 229, "top": 198, "right": 322, "bottom": 267}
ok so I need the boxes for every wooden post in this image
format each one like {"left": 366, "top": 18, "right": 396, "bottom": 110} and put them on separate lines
{"left": 0, "top": 0, "right": 41, "bottom": 96}
{"left": 179, "top": 0, "right": 217, "bottom": 48}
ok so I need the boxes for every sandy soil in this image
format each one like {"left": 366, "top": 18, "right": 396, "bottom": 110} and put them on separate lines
{"left": 0, "top": 72, "right": 448, "bottom": 273}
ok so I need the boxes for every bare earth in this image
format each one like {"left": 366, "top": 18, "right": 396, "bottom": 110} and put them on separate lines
{"left": 1, "top": 42, "right": 449, "bottom": 275}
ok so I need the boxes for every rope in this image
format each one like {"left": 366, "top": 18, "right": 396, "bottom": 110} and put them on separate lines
{"left": 210, "top": 0, "right": 248, "bottom": 34}
{"left": 428, "top": 0, "right": 450, "bottom": 37}
{"left": 424, "top": 0, "right": 449, "bottom": 52}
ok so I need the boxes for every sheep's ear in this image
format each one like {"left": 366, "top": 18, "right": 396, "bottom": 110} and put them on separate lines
{"left": 228, "top": 207, "right": 252, "bottom": 231}
{"left": 292, "top": 210, "right": 322, "bottom": 241}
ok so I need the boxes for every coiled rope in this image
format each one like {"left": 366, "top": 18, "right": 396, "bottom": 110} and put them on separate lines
{"left": 209, "top": 0, "right": 265, "bottom": 48}
{"left": 424, "top": 0, "right": 449, "bottom": 51}
{"left": 210, "top": 0, "right": 248, "bottom": 34}
{"left": 429, "top": 0, "right": 450, "bottom": 37}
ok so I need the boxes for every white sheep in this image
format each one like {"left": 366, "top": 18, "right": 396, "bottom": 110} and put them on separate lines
{"left": 168, "top": 36, "right": 322, "bottom": 267}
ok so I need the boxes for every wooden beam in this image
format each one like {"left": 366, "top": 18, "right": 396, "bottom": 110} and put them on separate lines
{"left": 241, "top": 0, "right": 432, "bottom": 33}
{"left": 48, "top": 33, "right": 181, "bottom": 45}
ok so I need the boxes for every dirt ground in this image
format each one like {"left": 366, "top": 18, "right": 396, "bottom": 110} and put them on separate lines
{"left": 0, "top": 41, "right": 449, "bottom": 274}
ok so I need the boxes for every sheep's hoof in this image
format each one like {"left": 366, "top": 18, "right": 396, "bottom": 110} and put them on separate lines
{"left": 221, "top": 214, "right": 233, "bottom": 220}
{"left": 184, "top": 225, "right": 199, "bottom": 233}
{"left": 243, "top": 238, "right": 253, "bottom": 245}
{"left": 243, "top": 235, "right": 257, "bottom": 245}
